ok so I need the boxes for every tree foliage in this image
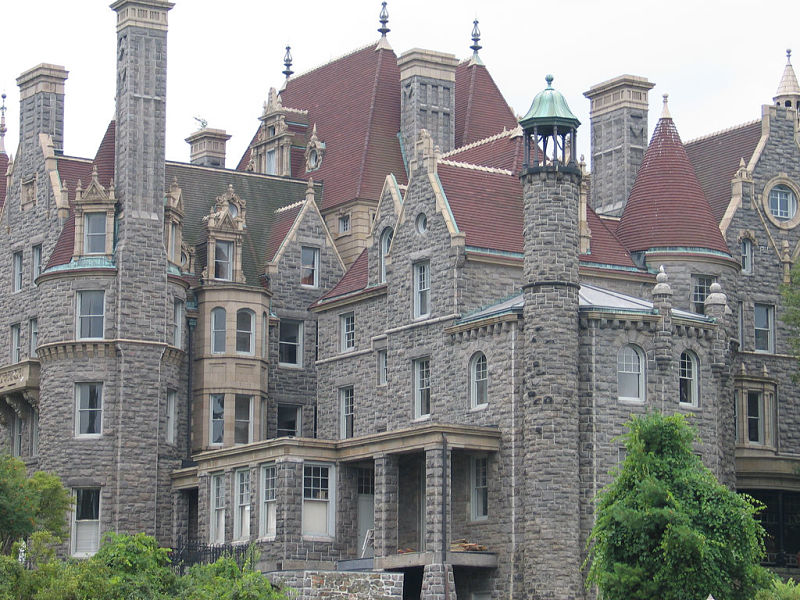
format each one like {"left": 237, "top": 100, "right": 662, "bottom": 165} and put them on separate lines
{"left": 756, "top": 578, "right": 800, "bottom": 600}
{"left": 585, "top": 412, "right": 771, "bottom": 600}
{"left": 0, "top": 454, "right": 72, "bottom": 554}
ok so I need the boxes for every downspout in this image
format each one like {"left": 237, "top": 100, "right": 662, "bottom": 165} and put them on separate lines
{"left": 184, "top": 317, "right": 196, "bottom": 467}
{"left": 510, "top": 321, "right": 517, "bottom": 599}
{"left": 441, "top": 432, "right": 449, "bottom": 600}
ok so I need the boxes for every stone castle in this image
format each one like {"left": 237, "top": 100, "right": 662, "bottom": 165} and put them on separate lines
{"left": 2, "top": 2, "right": 800, "bottom": 599}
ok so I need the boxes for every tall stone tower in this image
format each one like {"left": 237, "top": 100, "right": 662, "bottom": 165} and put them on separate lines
{"left": 583, "top": 75, "right": 654, "bottom": 216}
{"left": 519, "top": 75, "right": 584, "bottom": 599}
{"left": 15, "top": 64, "right": 68, "bottom": 160}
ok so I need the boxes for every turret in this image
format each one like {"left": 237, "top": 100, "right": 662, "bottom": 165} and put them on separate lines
{"left": 774, "top": 49, "right": 800, "bottom": 110}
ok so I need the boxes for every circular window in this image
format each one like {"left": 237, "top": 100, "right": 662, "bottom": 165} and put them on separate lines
{"left": 415, "top": 213, "right": 427, "bottom": 234}
{"left": 763, "top": 178, "right": 800, "bottom": 229}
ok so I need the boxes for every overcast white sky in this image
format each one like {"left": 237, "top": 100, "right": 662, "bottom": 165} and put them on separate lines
{"left": 1, "top": 1, "right": 798, "bottom": 169}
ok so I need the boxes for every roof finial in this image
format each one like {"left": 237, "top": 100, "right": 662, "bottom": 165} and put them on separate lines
{"left": 282, "top": 46, "right": 294, "bottom": 80}
{"left": 788, "top": 49, "right": 793, "bottom": 64}
{"left": 470, "top": 19, "right": 482, "bottom": 56}
{"left": 661, "top": 93, "right": 672, "bottom": 119}
{"left": 0, "top": 93, "right": 7, "bottom": 155}
{"left": 378, "top": 2, "right": 390, "bottom": 37}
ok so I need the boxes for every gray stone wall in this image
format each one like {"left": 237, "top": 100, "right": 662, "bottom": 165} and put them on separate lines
{"left": 400, "top": 75, "right": 455, "bottom": 157}
{"left": 267, "top": 570, "right": 403, "bottom": 600}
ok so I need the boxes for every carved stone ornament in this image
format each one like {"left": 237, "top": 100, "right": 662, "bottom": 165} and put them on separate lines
{"left": 21, "top": 176, "right": 36, "bottom": 211}
{"left": 305, "top": 123, "right": 326, "bottom": 172}
{"left": 206, "top": 184, "right": 246, "bottom": 231}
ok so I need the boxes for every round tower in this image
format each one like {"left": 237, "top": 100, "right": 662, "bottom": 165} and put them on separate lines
{"left": 519, "top": 76, "right": 584, "bottom": 599}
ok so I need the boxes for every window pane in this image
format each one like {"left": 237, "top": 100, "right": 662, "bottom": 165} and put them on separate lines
{"left": 76, "top": 488, "right": 100, "bottom": 520}
{"left": 236, "top": 310, "right": 253, "bottom": 353}
{"left": 215, "top": 241, "right": 232, "bottom": 280}
{"left": 280, "top": 321, "right": 301, "bottom": 365}
{"left": 79, "top": 291, "right": 104, "bottom": 339}
{"left": 211, "top": 395, "right": 224, "bottom": 444}
{"left": 235, "top": 395, "right": 251, "bottom": 444}
{"left": 212, "top": 308, "right": 226, "bottom": 353}
{"left": 301, "top": 247, "right": 318, "bottom": 286}
{"left": 85, "top": 213, "right": 106, "bottom": 254}
{"left": 277, "top": 405, "right": 299, "bottom": 437}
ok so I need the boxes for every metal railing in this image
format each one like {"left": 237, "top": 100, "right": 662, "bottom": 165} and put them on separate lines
{"left": 169, "top": 539, "right": 252, "bottom": 575}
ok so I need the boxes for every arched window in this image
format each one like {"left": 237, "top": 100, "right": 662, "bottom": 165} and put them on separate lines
{"left": 470, "top": 352, "right": 488, "bottom": 409}
{"left": 679, "top": 350, "right": 699, "bottom": 407}
{"left": 380, "top": 227, "right": 393, "bottom": 283}
{"left": 617, "top": 345, "right": 645, "bottom": 402}
{"left": 236, "top": 309, "right": 255, "bottom": 354}
{"left": 211, "top": 307, "right": 226, "bottom": 354}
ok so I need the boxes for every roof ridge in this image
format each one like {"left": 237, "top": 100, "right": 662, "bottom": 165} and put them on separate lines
{"left": 285, "top": 41, "right": 380, "bottom": 82}
{"left": 438, "top": 159, "right": 513, "bottom": 175}
{"left": 685, "top": 119, "right": 760, "bottom": 145}
{"left": 441, "top": 125, "right": 521, "bottom": 157}
{"left": 274, "top": 199, "right": 305, "bottom": 214}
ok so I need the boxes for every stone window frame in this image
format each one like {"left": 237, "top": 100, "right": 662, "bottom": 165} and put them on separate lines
{"left": 734, "top": 380, "right": 776, "bottom": 449}
{"left": 413, "top": 357, "right": 432, "bottom": 419}
{"left": 379, "top": 227, "right": 394, "bottom": 283}
{"left": 300, "top": 246, "right": 320, "bottom": 288}
{"left": 210, "top": 307, "right": 226, "bottom": 354}
{"left": 413, "top": 260, "right": 431, "bottom": 319}
{"left": 617, "top": 344, "right": 645, "bottom": 403}
{"left": 31, "top": 244, "right": 42, "bottom": 282}
{"left": 209, "top": 393, "right": 225, "bottom": 446}
{"left": 12, "top": 250, "right": 23, "bottom": 293}
{"left": 214, "top": 239, "right": 234, "bottom": 281}
{"left": 210, "top": 472, "right": 226, "bottom": 544}
{"left": 340, "top": 312, "right": 355, "bottom": 353}
{"left": 678, "top": 350, "right": 699, "bottom": 408}
{"left": 10, "top": 322, "right": 21, "bottom": 363}
{"left": 740, "top": 237, "right": 754, "bottom": 275}
{"left": 301, "top": 462, "right": 336, "bottom": 539}
{"left": 338, "top": 213, "right": 351, "bottom": 235}
{"left": 166, "top": 389, "right": 176, "bottom": 445}
{"left": 470, "top": 455, "right": 489, "bottom": 522}
{"left": 235, "top": 309, "right": 255, "bottom": 355}
{"left": 754, "top": 303, "right": 775, "bottom": 354}
{"left": 469, "top": 351, "right": 488, "bottom": 410}
{"left": 763, "top": 176, "right": 800, "bottom": 229}
{"left": 233, "top": 468, "right": 251, "bottom": 542}
{"left": 691, "top": 275, "right": 715, "bottom": 315}
{"left": 83, "top": 212, "right": 108, "bottom": 255}
{"left": 339, "top": 386, "right": 354, "bottom": 439}
{"left": 260, "top": 463, "right": 277, "bottom": 539}
{"left": 75, "top": 382, "right": 103, "bottom": 438}
{"left": 377, "top": 349, "right": 388, "bottom": 386}
{"left": 72, "top": 487, "right": 101, "bottom": 557}
{"left": 278, "top": 319, "right": 303, "bottom": 367}
{"left": 76, "top": 290, "right": 105, "bottom": 340}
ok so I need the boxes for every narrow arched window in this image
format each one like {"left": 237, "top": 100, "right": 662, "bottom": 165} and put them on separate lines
{"left": 211, "top": 307, "right": 226, "bottom": 354}
{"left": 470, "top": 352, "right": 488, "bottom": 409}
{"left": 380, "top": 227, "right": 393, "bottom": 283}
{"left": 679, "top": 350, "right": 699, "bottom": 407}
{"left": 617, "top": 345, "right": 645, "bottom": 402}
{"left": 236, "top": 309, "right": 255, "bottom": 354}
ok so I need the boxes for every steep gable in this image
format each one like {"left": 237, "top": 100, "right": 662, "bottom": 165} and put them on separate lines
{"left": 454, "top": 61, "right": 518, "bottom": 148}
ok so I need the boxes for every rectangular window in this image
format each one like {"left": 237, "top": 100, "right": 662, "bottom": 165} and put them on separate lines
{"left": 340, "top": 386, "right": 354, "bottom": 439}
{"left": 12, "top": 251, "right": 22, "bottom": 292}
{"left": 234, "top": 469, "right": 251, "bottom": 541}
{"left": 266, "top": 149, "right": 276, "bottom": 175}
{"left": 277, "top": 404, "right": 301, "bottom": 437}
{"left": 303, "top": 464, "right": 334, "bottom": 537}
{"left": 377, "top": 349, "right": 388, "bottom": 385}
{"left": 338, "top": 214, "right": 350, "bottom": 233}
{"left": 738, "top": 301, "right": 744, "bottom": 349}
{"left": 32, "top": 244, "right": 42, "bottom": 282}
{"left": 236, "top": 310, "right": 254, "bottom": 354}
{"left": 169, "top": 222, "right": 178, "bottom": 263}
{"left": 755, "top": 304, "right": 774, "bottom": 353}
{"left": 210, "top": 474, "right": 225, "bottom": 544}
{"left": 214, "top": 240, "right": 233, "bottom": 280}
{"left": 340, "top": 312, "right": 355, "bottom": 352}
{"left": 173, "top": 300, "right": 184, "bottom": 348}
{"left": 75, "top": 383, "right": 102, "bottom": 437}
{"left": 210, "top": 394, "right": 224, "bottom": 445}
{"left": 414, "top": 261, "right": 430, "bottom": 318}
{"left": 84, "top": 213, "right": 106, "bottom": 255}
{"left": 234, "top": 395, "right": 253, "bottom": 444}
{"left": 741, "top": 239, "right": 753, "bottom": 274}
{"left": 211, "top": 308, "right": 226, "bottom": 354}
{"left": 301, "top": 247, "right": 319, "bottom": 287}
{"left": 261, "top": 464, "right": 277, "bottom": 538}
{"left": 11, "top": 414, "right": 23, "bottom": 457}
{"left": 77, "top": 290, "right": 105, "bottom": 339}
{"left": 691, "top": 275, "right": 714, "bottom": 315}
{"left": 10, "top": 323, "right": 21, "bottom": 363}
{"left": 72, "top": 488, "right": 100, "bottom": 556}
{"left": 29, "top": 318, "right": 38, "bottom": 358}
{"left": 166, "top": 390, "right": 176, "bottom": 444}
{"left": 747, "top": 390, "right": 764, "bottom": 444}
{"left": 471, "top": 456, "right": 489, "bottom": 521}
{"left": 414, "top": 358, "right": 431, "bottom": 418}
{"left": 279, "top": 320, "right": 303, "bottom": 366}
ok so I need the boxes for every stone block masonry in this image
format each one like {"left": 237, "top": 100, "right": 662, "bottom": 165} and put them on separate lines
{"left": 268, "top": 570, "right": 403, "bottom": 600}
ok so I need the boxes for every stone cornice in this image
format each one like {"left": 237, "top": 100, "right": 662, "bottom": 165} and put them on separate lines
{"left": 37, "top": 339, "right": 184, "bottom": 364}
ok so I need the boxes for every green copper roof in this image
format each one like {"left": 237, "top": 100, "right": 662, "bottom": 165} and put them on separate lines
{"left": 519, "top": 75, "right": 580, "bottom": 132}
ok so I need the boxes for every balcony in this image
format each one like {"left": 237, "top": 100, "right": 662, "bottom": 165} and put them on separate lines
{"left": 0, "top": 359, "right": 40, "bottom": 398}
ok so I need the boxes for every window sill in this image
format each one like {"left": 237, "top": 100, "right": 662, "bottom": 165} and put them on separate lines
{"left": 617, "top": 397, "right": 645, "bottom": 405}
{"left": 469, "top": 404, "right": 488, "bottom": 413}
{"left": 413, "top": 414, "right": 432, "bottom": 423}
{"left": 258, "top": 535, "right": 276, "bottom": 542}
{"left": 302, "top": 535, "right": 335, "bottom": 543}
{"left": 278, "top": 363, "right": 303, "bottom": 369}
{"left": 469, "top": 516, "right": 489, "bottom": 524}
{"left": 679, "top": 403, "right": 701, "bottom": 411}
{"left": 300, "top": 284, "right": 319, "bottom": 290}
{"left": 75, "top": 434, "right": 102, "bottom": 440}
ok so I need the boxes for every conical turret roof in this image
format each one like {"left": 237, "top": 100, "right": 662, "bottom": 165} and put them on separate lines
{"left": 617, "top": 96, "right": 730, "bottom": 255}
{"left": 775, "top": 49, "right": 800, "bottom": 105}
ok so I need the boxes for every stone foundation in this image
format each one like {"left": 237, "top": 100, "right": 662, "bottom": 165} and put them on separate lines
{"left": 421, "top": 563, "right": 457, "bottom": 600}
{"left": 267, "top": 570, "right": 404, "bottom": 600}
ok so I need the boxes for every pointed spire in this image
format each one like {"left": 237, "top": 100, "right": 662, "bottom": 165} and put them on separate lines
{"left": 774, "top": 49, "right": 800, "bottom": 108}
{"left": 0, "top": 93, "right": 6, "bottom": 155}
{"left": 660, "top": 94, "right": 671, "bottom": 119}
{"left": 282, "top": 46, "right": 294, "bottom": 80}
{"left": 378, "top": 2, "right": 390, "bottom": 37}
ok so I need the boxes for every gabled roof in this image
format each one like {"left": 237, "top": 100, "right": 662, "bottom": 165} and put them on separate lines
{"left": 454, "top": 61, "right": 518, "bottom": 148}
{"left": 684, "top": 121, "right": 761, "bottom": 223}
{"left": 617, "top": 114, "right": 731, "bottom": 255}
{"left": 267, "top": 201, "right": 304, "bottom": 263}
{"left": 316, "top": 247, "right": 369, "bottom": 304}
{"left": 238, "top": 43, "right": 408, "bottom": 212}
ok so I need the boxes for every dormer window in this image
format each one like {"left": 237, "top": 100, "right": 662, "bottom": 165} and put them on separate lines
{"left": 73, "top": 166, "right": 115, "bottom": 260}
{"left": 215, "top": 240, "right": 233, "bottom": 280}
{"left": 84, "top": 213, "right": 107, "bottom": 254}
{"left": 266, "top": 150, "right": 276, "bottom": 175}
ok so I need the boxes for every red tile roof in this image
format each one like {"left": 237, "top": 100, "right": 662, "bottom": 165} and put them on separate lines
{"left": 442, "top": 128, "right": 524, "bottom": 174}
{"left": 583, "top": 206, "right": 636, "bottom": 268}
{"left": 0, "top": 152, "right": 8, "bottom": 212}
{"left": 454, "top": 62, "right": 518, "bottom": 148}
{"left": 684, "top": 120, "right": 761, "bottom": 223}
{"left": 93, "top": 121, "right": 116, "bottom": 188}
{"left": 616, "top": 116, "right": 730, "bottom": 255}
{"left": 46, "top": 154, "right": 94, "bottom": 269}
{"left": 317, "top": 247, "right": 369, "bottom": 302}
{"left": 267, "top": 201, "right": 303, "bottom": 262}
{"left": 237, "top": 44, "right": 408, "bottom": 212}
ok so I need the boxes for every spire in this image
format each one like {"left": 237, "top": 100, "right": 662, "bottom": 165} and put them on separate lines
{"left": 660, "top": 93, "right": 671, "bottom": 119}
{"left": 469, "top": 19, "right": 484, "bottom": 66}
{"left": 774, "top": 49, "right": 800, "bottom": 109}
{"left": 0, "top": 92, "right": 6, "bottom": 155}
{"left": 282, "top": 46, "right": 294, "bottom": 81}
{"left": 376, "top": 2, "right": 392, "bottom": 50}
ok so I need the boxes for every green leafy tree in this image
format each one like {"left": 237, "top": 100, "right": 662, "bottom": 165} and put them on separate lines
{"left": 756, "top": 578, "right": 800, "bottom": 600}
{"left": 585, "top": 412, "right": 771, "bottom": 600}
{"left": 0, "top": 454, "right": 72, "bottom": 554}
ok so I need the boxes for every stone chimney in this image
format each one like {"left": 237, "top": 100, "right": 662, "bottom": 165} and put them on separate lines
{"left": 584, "top": 75, "right": 654, "bottom": 216}
{"left": 398, "top": 49, "right": 458, "bottom": 157}
{"left": 16, "top": 64, "right": 69, "bottom": 157}
{"left": 185, "top": 128, "right": 231, "bottom": 168}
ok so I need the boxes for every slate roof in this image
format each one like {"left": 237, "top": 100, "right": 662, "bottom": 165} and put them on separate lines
{"left": 454, "top": 61, "right": 518, "bottom": 148}
{"left": 266, "top": 201, "right": 304, "bottom": 263}
{"left": 684, "top": 120, "right": 761, "bottom": 223}
{"left": 237, "top": 43, "right": 408, "bottom": 212}
{"left": 617, "top": 115, "right": 731, "bottom": 255}
{"left": 316, "top": 247, "right": 370, "bottom": 304}
{"left": 442, "top": 127, "right": 524, "bottom": 175}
